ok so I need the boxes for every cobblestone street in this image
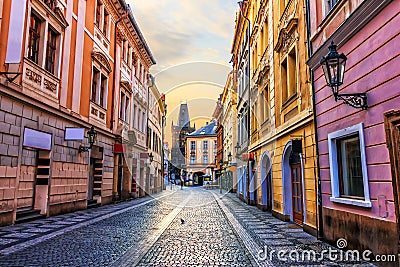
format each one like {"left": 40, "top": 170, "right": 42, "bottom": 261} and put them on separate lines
{"left": 0, "top": 187, "right": 374, "bottom": 266}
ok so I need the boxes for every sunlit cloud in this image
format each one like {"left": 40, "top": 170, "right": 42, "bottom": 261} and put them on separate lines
{"left": 127, "top": 0, "right": 239, "bottom": 145}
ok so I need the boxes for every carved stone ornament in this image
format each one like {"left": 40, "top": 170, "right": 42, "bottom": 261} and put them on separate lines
{"left": 91, "top": 51, "right": 112, "bottom": 73}
{"left": 274, "top": 29, "right": 299, "bottom": 56}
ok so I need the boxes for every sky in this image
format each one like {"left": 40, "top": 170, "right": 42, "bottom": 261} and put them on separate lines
{"left": 128, "top": 1, "right": 238, "bottom": 146}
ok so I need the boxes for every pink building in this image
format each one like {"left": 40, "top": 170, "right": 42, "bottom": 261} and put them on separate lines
{"left": 307, "top": 0, "right": 400, "bottom": 258}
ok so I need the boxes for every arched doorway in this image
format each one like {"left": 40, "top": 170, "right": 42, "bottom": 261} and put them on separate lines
{"left": 282, "top": 141, "right": 305, "bottom": 225}
{"left": 260, "top": 151, "right": 273, "bottom": 211}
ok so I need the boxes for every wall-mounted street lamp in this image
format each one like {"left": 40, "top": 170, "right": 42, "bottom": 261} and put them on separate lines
{"left": 228, "top": 152, "right": 232, "bottom": 164}
{"left": 79, "top": 126, "right": 97, "bottom": 153}
{"left": 320, "top": 41, "right": 368, "bottom": 110}
{"left": 235, "top": 142, "right": 241, "bottom": 158}
{"left": 148, "top": 152, "right": 154, "bottom": 163}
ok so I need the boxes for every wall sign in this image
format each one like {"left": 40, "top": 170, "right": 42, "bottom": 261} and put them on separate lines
{"left": 65, "top": 128, "right": 84, "bottom": 140}
{"left": 23, "top": 128, "right": 52, "bottom": 150}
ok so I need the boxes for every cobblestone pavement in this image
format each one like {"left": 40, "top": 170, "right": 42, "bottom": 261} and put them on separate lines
{"left": 0, "top": 186, "right": 379, "bottom": 266}
{"left": 135, "top": 189, "right": 254, "bottom": 267}
{"left": 217, "top": 192, "right": 375, "bottom": 267}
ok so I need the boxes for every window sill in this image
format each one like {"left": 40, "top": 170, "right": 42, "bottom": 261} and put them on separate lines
{"left": 329, "top": 197, "right": 371, "bottom": 208}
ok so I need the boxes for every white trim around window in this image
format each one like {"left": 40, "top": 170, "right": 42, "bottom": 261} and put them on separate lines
{"left": 328, "top": 123, "right": 371, "bottom": 208}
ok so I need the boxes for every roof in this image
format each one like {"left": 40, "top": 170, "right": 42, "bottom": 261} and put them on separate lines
{"left": 187, "top": 121, "right": 217, "bottom": 137}
{"left": 118, "top": 0, "right": 156, "bottom": 65}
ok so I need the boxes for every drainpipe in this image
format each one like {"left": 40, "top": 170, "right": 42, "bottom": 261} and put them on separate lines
{"left": 110, "top": 12, "right": 128, "bottom": 202}
{"left": 305, "top": 0, "right": 324, "bottom": 239}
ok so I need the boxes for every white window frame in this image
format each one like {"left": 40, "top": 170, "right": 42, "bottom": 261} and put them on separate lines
{"left": 95, "top": 0, "right": 110, "bottom": 39}
{"left": 203, "top": 140, "right": 208, "bottom": 151}
{"left": 119, "top": 91, "right": 130, "bottom": 122}
{"left": 203, "top": 155, "right": 208, "bottom": 165}
{"left": 328, "top": 123, "right": 371, "bottom": 208}
{"left": 26, "top": 9, "right": 62, "bottom": 77}
{"left": 91, "top": 66, "right": 108, "bottom": 109}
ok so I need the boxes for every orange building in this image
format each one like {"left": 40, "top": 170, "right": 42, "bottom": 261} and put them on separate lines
{"left": 0, "top": 0, "right": 156, "bottom": 225}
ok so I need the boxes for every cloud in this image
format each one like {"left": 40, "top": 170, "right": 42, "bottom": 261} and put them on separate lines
{"left": 129, "top": 0, "right": 238, "bottom": 72}
{"left": 127, "top": 0, "right": 238, "bottom": 144}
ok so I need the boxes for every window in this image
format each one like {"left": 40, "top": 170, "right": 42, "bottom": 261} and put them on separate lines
{"left": 95, "top": 1, "right": 101, "bottom": 28}
{"left": 337, "top": 136, "right": 364, "bottom": 198}
{"left": 91, "top": 68, "right": 99, "bottom": 102}
{"left": 122, "top": 40, "right": 127, "bottom": 62}
{"left": 95, "top": 0, "right": 109, "bottom": 37}
{"left": 281, "top": 47, "right": 297, "bottom": 103}
{"left": 328, "top": 123, "right": 371, "bottom": 207}
{"left": 26, "top": 10, "right": 62, "bottom": 78}
{"left": 328, "top": 0, "right": 339, "bottom": 10}
{"left": 203, "top": 140, "right": 208, "bottom": 151}
{"left": 190, "top": 155, "right": 196, "bottom": 164}
{"left": 45, "top": 28, "right": 58, "bottom": 74}
{"left": 91, "top": 67, "right": 108, "bottom": 109}
{"left": 261, "top": 87, "right": 269, "bottom": 122}
{"left": 191, "top": 141, "right": 196, "bottom": 151}
{"left": 203, "top": 155, "right": 208, "bottom": 164}
{"left": 28, "top": 13, "right": 41, "bottom": 64}
{"left": 103, "top": 10, "right": 109, "bottom": 36}
{"left": 119, "top": 92, "right": 130, "bottom": 122}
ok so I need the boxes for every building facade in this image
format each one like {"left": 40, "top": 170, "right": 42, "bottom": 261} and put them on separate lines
{"left": 270, "top": 0, "right": 318, "bottom": 235}
{"left": 219, "top": 71, "right": 238, "bottom": 192}
{"left": 231, "top": 0, "right": 318, "bottom": 236}
{"left": 146, "top": 81, "right": 166, "bottom": 194}
{"left": 307, "top": 0, "right": 400, "bottom": 256}
{"left": 232, "top": 1, "right": 251, "bottom": 204}
{"left": 185, "top": 121, "right": 217, "bottom": 186}
{"left": 0, "top": 0, "right": 159, "bottom": 226}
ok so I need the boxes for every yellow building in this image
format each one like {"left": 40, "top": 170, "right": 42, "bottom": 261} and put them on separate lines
{"left": 270, "top": 0, "right": 317, "bottom": 235}
{"left": 233, "top": 0, "right": 318, "bottom": 236}
{"left": 185, "top": 121, "right": 217, "bottom": 186}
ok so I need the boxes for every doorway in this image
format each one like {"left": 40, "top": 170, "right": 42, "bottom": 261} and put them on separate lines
{"left": 88, "top": 158, "right": 95, "bottom": 201}
{"left": 291, "top": 164, "right": 303, "bottom": 224}
{"left": 384, "top": 110, "right": 400, "bottom": 255}
{"left": 261, "top": 152, "right": 273, "bottom": 211}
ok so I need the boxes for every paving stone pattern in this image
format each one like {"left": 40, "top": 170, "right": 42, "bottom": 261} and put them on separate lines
{"left": 0, "top": 187, "right": 379, "bottom": 267}
{"left": 220, "top": 193, "right": 374, "bottom": 267}
{"left": 0, "top": 190, "right": 176, "bottom": 266}
{"left": 136, "top": 189, "right": 255, "bottom": 267}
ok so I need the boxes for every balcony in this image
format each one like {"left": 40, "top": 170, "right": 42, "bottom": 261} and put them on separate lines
{"left": 22, "top": 59, "right": 60, "bottom": 105}
{"left": 89, "top": 101, "right": 107, "bottom": 125}
{"left": 94, "top": 26, "right": 110, "bottom": 52}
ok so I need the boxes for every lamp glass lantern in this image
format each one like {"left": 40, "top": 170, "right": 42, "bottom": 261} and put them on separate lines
{"left": 149, "top": 152, "right": 154, "bottom": 163}
{"left": 320, "top": 41, "right": 347, "bottom": 97}
{"left": 228, "top": 152, "right": 232, "bottom": 163}
{"left": 234, "top": 142, "right": 241, "bottom": 157}
{"left": 79, "top": 126, "right": 97, "bottom": 153}
{"left": 87, "top": 126, "right": 97, "bottom": 148}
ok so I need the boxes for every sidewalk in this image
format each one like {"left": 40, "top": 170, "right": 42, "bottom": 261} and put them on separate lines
{"left": 0, "top": 189, "right": 176, "bottom": 254}
{"left": 214, "top": 190, "right": 375, "bottom": 266}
